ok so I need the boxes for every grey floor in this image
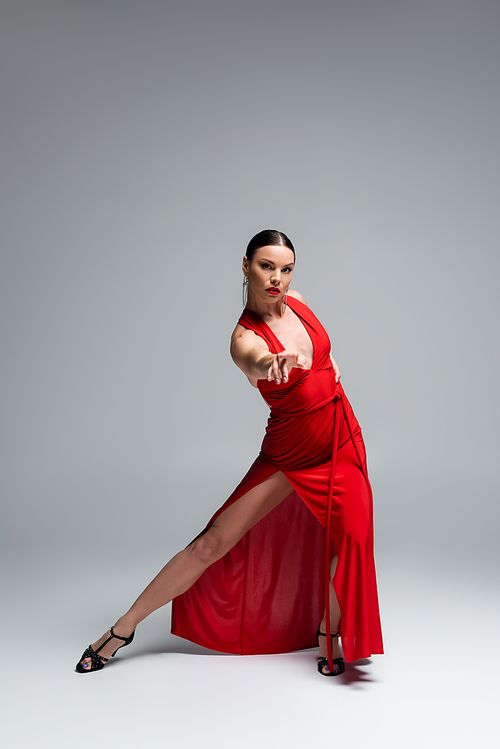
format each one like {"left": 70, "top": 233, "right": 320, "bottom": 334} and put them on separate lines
{"left": 2, "top": 535, "right": 498, "bottom": 749}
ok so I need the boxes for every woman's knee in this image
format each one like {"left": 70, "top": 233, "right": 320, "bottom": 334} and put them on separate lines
{"left": 189, "top": 528, "right": 224, "bottom": 566}
{"left": 347, "top": 523, "right": 371, "bottom": 547}
{"left": 341, "top": 509, "right": 371, "bottom": 547}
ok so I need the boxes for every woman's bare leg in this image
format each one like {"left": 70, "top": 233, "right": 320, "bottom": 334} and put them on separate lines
{"left": 79, "top": 471, "right": 293, "bottom": 668}
{"left": 318, "top": 555, "right": 343, "bottom": 672}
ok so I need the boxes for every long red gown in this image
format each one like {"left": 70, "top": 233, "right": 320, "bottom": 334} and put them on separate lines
{"left": 171, "top": 296, "right": 383, "bottom": 665}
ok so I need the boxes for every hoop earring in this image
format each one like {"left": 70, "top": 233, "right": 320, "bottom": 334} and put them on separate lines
{"left": 242, "top": 276, "right": 248, "bottom": 307}
{"left": 282, "top": 290, "right": 288, "bottom": 314}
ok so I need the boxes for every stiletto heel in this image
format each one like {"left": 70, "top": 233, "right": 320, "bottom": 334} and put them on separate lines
{"left": 76, "top": 625, "right": 135, "bottom": 673}
{"left": 316, "top": 627, "right": 345, "bottom": 677}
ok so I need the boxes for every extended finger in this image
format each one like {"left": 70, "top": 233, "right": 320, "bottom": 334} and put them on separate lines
{"left": 268, "top": 355, "right": 281, "bottom": 384}
{"left": 281, "top": 358, "right": 290, "bottom": 383}
{"left": 274, "top": 354, "right": 283, "bottom": 384}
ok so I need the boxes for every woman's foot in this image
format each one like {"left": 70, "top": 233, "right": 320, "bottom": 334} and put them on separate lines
{"left": 317, "top": 627, "right": 345, "bottom": 676}
{"left": 76, "top": 618, "right": 135, "bottom": 672}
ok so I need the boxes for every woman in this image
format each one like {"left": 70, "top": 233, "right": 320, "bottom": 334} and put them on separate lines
{"left": 77, "top": 229, "right": 384, "bottom": 677}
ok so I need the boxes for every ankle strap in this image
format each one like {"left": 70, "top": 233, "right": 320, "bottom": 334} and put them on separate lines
{"left": 317, "top": 629, "right": 340, "bottom": 639}
{"left": 110, "top": 625, "right": 129, "bottom": 642}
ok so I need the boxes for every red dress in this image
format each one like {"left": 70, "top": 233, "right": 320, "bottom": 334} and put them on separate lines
{"left": 171, "top": 297, "right": 383, "bottom": 665}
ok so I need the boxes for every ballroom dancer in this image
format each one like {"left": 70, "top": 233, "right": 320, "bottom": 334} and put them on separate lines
{"left": 76, "top": 229, "right": 383, "bottom": 676}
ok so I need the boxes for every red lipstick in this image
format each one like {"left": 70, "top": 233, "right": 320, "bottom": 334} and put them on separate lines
{"left": 266, "top": 288, "right": 280, "bottom": 295}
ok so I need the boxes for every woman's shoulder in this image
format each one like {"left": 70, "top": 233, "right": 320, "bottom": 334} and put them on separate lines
{"left": 230, "top": 322, "right": 268, "bottom": 350}
{"left": 231, "top": 321, "right": 251, "bottom": 343}
{"left": 287, "top": 289, "right": 308, "bottom": 306}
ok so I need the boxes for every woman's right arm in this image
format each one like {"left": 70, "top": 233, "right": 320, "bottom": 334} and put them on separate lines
{"left": 230, "top": 326, "right": 307, "bottom": 385}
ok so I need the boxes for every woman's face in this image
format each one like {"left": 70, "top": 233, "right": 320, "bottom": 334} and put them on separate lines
{"left": 243, "top": 245, "right": 295, "bottom": 304}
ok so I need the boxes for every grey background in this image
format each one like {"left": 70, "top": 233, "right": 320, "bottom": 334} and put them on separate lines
{"left": 1, "top": 1, "right": 499, "bottom": 747}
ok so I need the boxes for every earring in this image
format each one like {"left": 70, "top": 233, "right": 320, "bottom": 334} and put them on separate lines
{"left": 282, "top": 290, "right": 288, "bottom": 314}
{"left": 242, "top": 276, "right": 249, "bottom": 307}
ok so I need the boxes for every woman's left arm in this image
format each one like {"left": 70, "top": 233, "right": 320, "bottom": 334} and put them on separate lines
{"left": 330, "top": 352, "right": 341, "bottom": 383}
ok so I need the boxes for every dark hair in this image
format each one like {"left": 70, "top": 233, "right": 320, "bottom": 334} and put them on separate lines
{"left": 245, "top": 229, "right": 295, "bottom": 261}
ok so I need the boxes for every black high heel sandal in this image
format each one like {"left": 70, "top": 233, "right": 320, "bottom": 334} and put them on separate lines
{"left": 76, "top": 625, "right": 135, "bottom": 673}
{"left": 316, "top": 627, "right": 346, "bottom": 677}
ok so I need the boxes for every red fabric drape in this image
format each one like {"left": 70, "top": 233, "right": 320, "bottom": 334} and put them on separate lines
{"left": 171, "top": 297, "right": 383, "bottom": 664}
